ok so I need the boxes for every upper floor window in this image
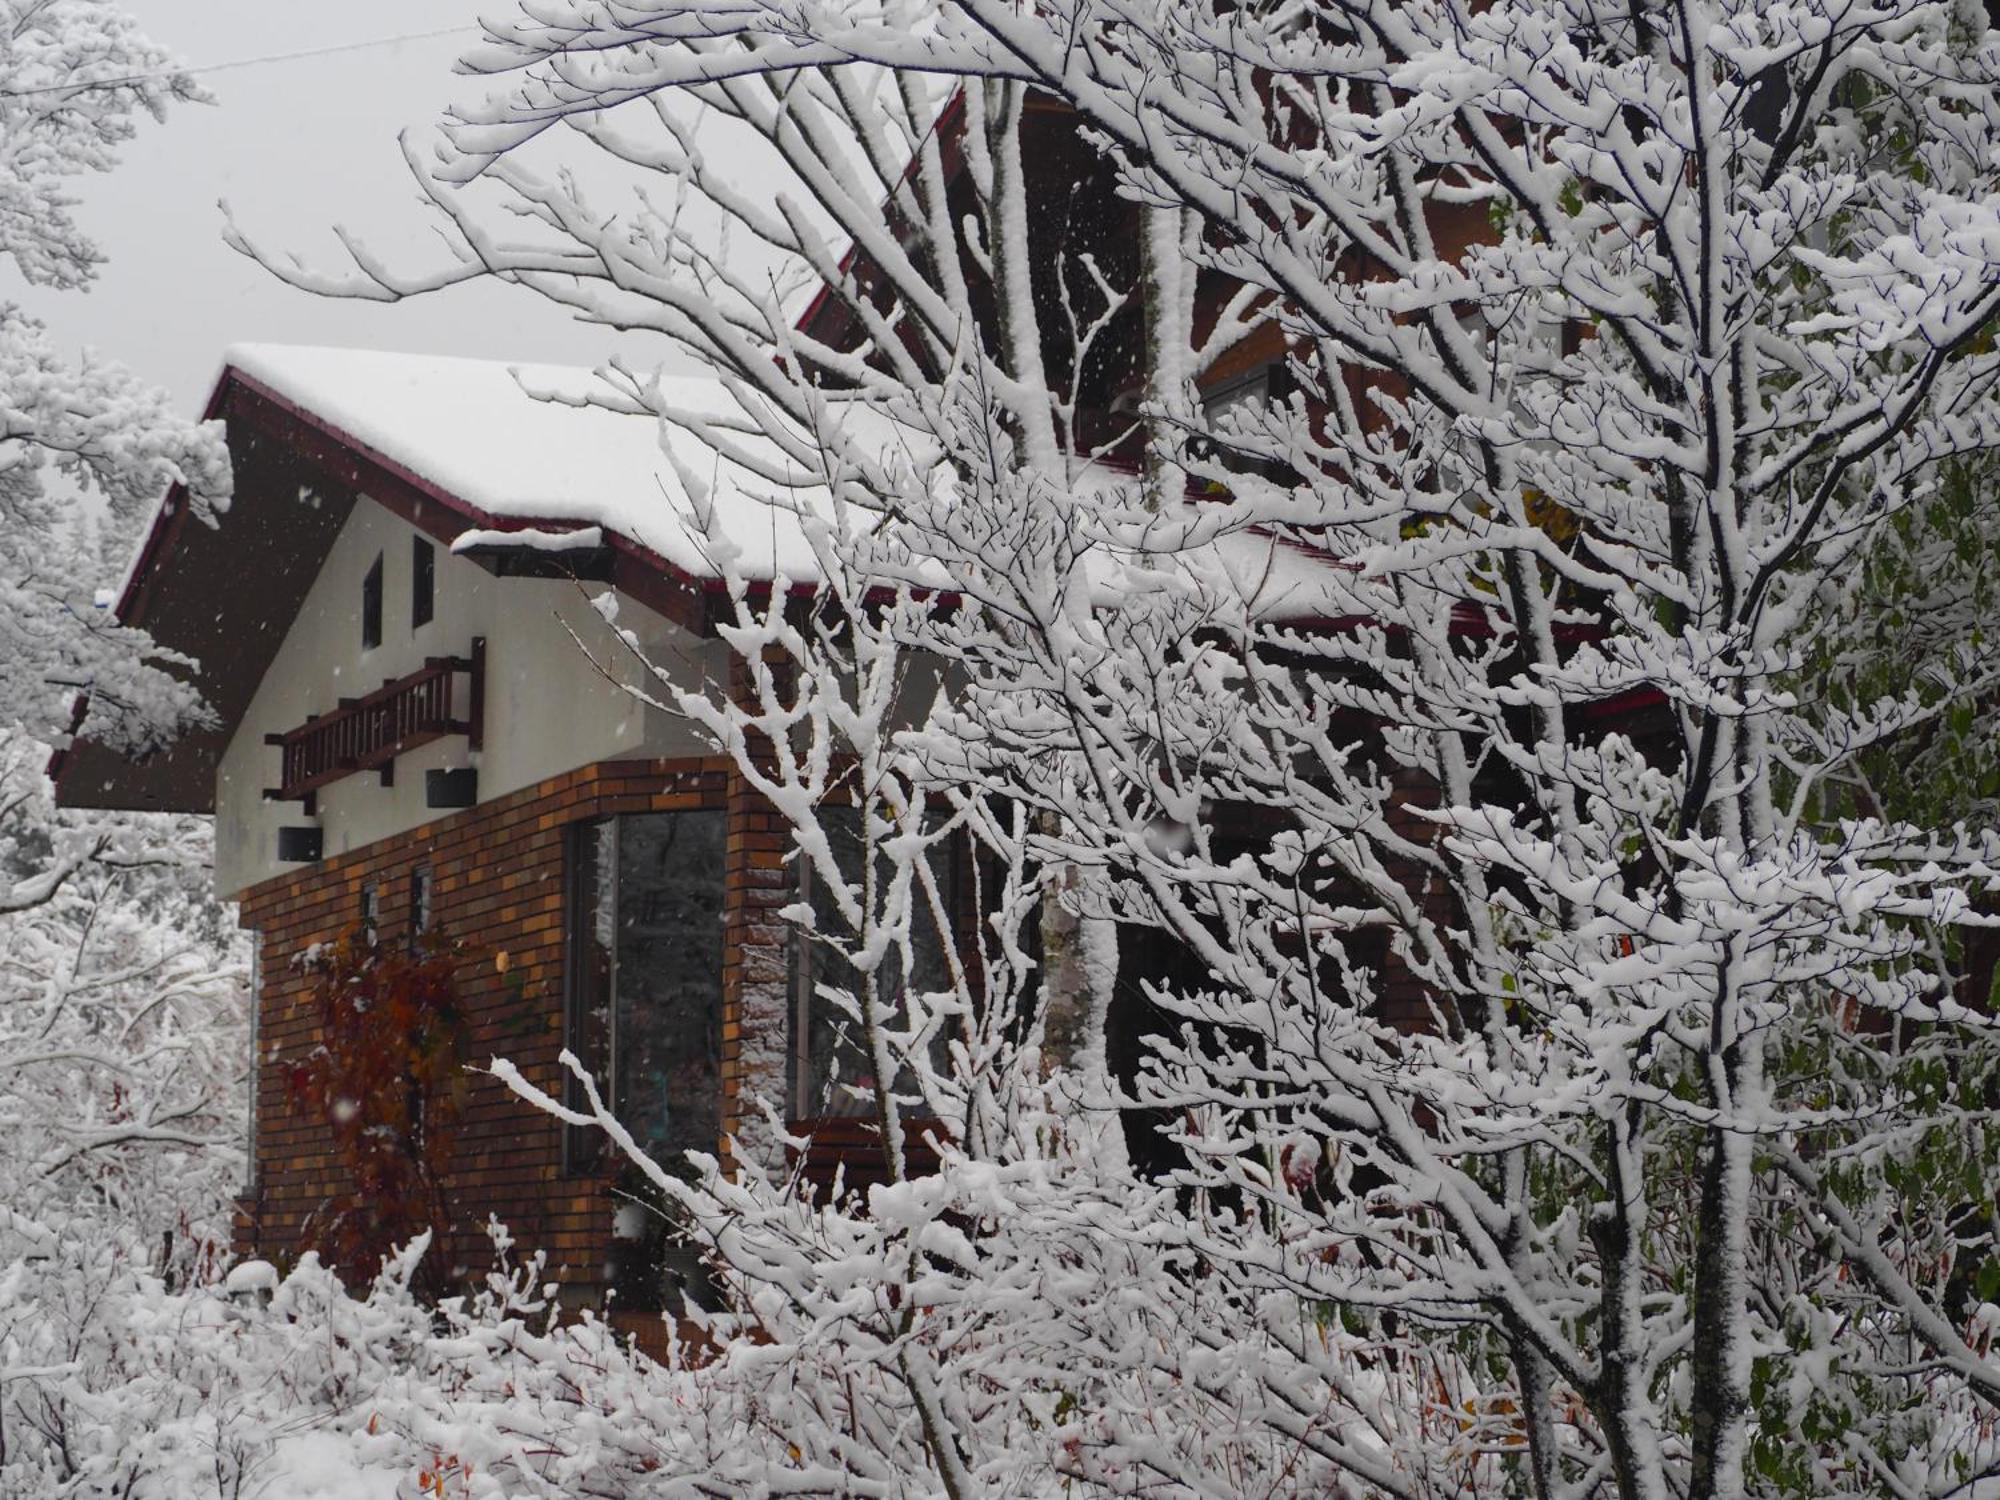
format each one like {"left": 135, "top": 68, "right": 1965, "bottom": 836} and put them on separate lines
{"left": 563, "top": 811, "right": 726, "bottom": 1173}
{"left": 411, "top": 537, "right": 435, "bottom": 631}
{"left": 1202, "top": 361, "right": 1289, "bottom": 426}
{"left": 361, "top": 552, "right": 384, "bottom": 651}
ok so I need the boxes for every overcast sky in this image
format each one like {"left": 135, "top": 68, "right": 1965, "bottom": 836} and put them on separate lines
{"left": 16, "top": 2, "right": 636, "bottom": 416}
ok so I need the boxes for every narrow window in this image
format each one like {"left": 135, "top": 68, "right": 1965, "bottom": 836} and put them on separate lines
{"left": 360, "top": 882, "right": 380, "bottom": 941}
{"left": 563, "top": 812, "right": 726, "bottom": 1174}
{"left": 361, "top": 552, "right": 384, "bottom": 651}
{"left": 410, "top": 867, "right": 434, "bottom": 947}
{"left": 411, "top": 537, "right": 435, "bottom": 631}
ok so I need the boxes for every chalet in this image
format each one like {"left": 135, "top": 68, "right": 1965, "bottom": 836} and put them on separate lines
{"left": 41, "top": 325, "right": 1324, "bottom": 1318}
{"left": 50, "top": 345, "right": 827, "bottom": 1307}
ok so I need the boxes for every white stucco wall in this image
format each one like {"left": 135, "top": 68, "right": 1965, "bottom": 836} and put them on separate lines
{"left": 214, "top": 496, "right": 729, "bottom": 897}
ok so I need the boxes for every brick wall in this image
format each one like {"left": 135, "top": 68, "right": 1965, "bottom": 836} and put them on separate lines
{"left": 234, "top": 755, "right": 771, "bottom": 1296}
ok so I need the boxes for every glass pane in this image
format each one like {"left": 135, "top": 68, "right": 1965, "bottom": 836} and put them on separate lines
{"left": 796, "top": 807, "right": 953, "bottom": 1119}
{"left": 614, "top": 811, "right": 726, "bottom": 1160}
{"left": 410, "top": 867, "right": 433, "bottom": 939}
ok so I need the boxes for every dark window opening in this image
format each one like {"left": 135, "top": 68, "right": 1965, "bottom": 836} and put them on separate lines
{"left": 245, "top": 943, "right": 262, "bottom": 1190}
{"left": 563, "top": 812, "right": 727, "bottom": 1175}
{"left": 1107, "top": 918, "right": 1211, "bottom": 1183}
{"left": 359, "top": 883, "right": 380, "bottom": 941}
{"left": 789, "top": 806, "right": 957, "bottom": 1122}
{"left": 361, "top": 553, "right": 384, "bottom": 651}
{"left": 1201, "top": 360, "right": 1293, "bottom": 424}
{"left": 412, "top": 537, "right": 435, "bottom": 631}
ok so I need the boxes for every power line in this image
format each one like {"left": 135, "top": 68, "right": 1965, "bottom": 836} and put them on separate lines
{"left": 0, "top": 24, "right": 479, "bottom": 100}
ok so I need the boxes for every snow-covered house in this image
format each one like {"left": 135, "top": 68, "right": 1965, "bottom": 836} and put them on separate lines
{"left": 48, "top": 334, "right": 1415, "bottom": 1316}
{"left": 54, "top": 343, "right": 885, "bottom": 1307}
{"left": 44, "top": 102, "right": 1387, "bottom": 1313}
{"left": 56, "top": 335, "right": 1362, "bottom": 1304}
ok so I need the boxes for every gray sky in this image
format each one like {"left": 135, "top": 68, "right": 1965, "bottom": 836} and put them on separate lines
{"left": 16, "top": 1, "right": 634, "bottom": 414}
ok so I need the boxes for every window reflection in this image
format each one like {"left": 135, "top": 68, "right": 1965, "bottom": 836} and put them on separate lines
{"left": 564, "top": 812, "right": 725, "bottom": 1171}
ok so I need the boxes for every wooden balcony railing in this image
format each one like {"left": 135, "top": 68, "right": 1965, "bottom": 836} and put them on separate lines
{"left": 265, "top": 639, "right": 484, "bottom": 805}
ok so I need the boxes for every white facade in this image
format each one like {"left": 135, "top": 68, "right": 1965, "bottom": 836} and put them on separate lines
{"left": 213, "top": 494, "right": 729, "bottom": 897}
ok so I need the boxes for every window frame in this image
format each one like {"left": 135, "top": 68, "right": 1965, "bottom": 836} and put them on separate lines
{"left": 787, "top": 807, "right": 962, "bottom": 1124}
{"left": 409, "top": 866, "right": 434, "bottom": 948}
{"left": 561, "top": 820, "right": 613, "bottom": 1175}
{"left": 244, "top": 942, "right": 262, "bottom": 1191}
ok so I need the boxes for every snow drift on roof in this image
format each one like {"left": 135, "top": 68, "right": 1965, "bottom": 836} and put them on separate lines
{"left": 224, "top": 344, "right": 832, "bottom": 585}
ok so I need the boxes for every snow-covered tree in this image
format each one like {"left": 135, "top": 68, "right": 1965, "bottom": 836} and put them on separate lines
{"left": 0, "top": 731, "right": 249, "bottom": 1496}
{"left": 237, "top": 0, "right": 2000, "bottom": 1492}
{"left": 0, "top": 0, "right": 230, "bottom": 758}
{"left": 0, "top": 0, "right": 243, "bottom": 1230}
{"left": 0, "top": 739, "right": 243, "bottom": 1232}
{"left": 0, "top": 8, "right": 250, "bottom": 1489}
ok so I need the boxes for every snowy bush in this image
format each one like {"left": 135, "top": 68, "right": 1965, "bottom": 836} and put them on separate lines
{"left": 0, "top": 1208, "right": 1502, "bottom": 1499}
{"left": 0, "top": 740, "right": 251, "bottom": 1496}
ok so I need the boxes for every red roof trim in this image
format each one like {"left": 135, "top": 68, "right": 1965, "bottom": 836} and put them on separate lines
{"left": 55, "top": 353, "right": 1668, "bottom": 802}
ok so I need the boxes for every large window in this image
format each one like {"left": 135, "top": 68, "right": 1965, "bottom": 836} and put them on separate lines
{"left": 564, "top": 812, "right": 726, "bottom": 1172}
{"left": 790, "top": 807, "right": 956, "bottom": 1121}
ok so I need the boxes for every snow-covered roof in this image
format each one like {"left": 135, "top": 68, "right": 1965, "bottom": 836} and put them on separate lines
{"left": 224, "top": 344, "right": 1357, "bottom": 624}
{"left": 224, "top": 344, "right": 829, "bottom": 586}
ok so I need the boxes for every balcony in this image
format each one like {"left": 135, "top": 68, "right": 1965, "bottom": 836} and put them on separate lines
{"left": 265, "top": 640, "right": 484, "bottom": 806}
